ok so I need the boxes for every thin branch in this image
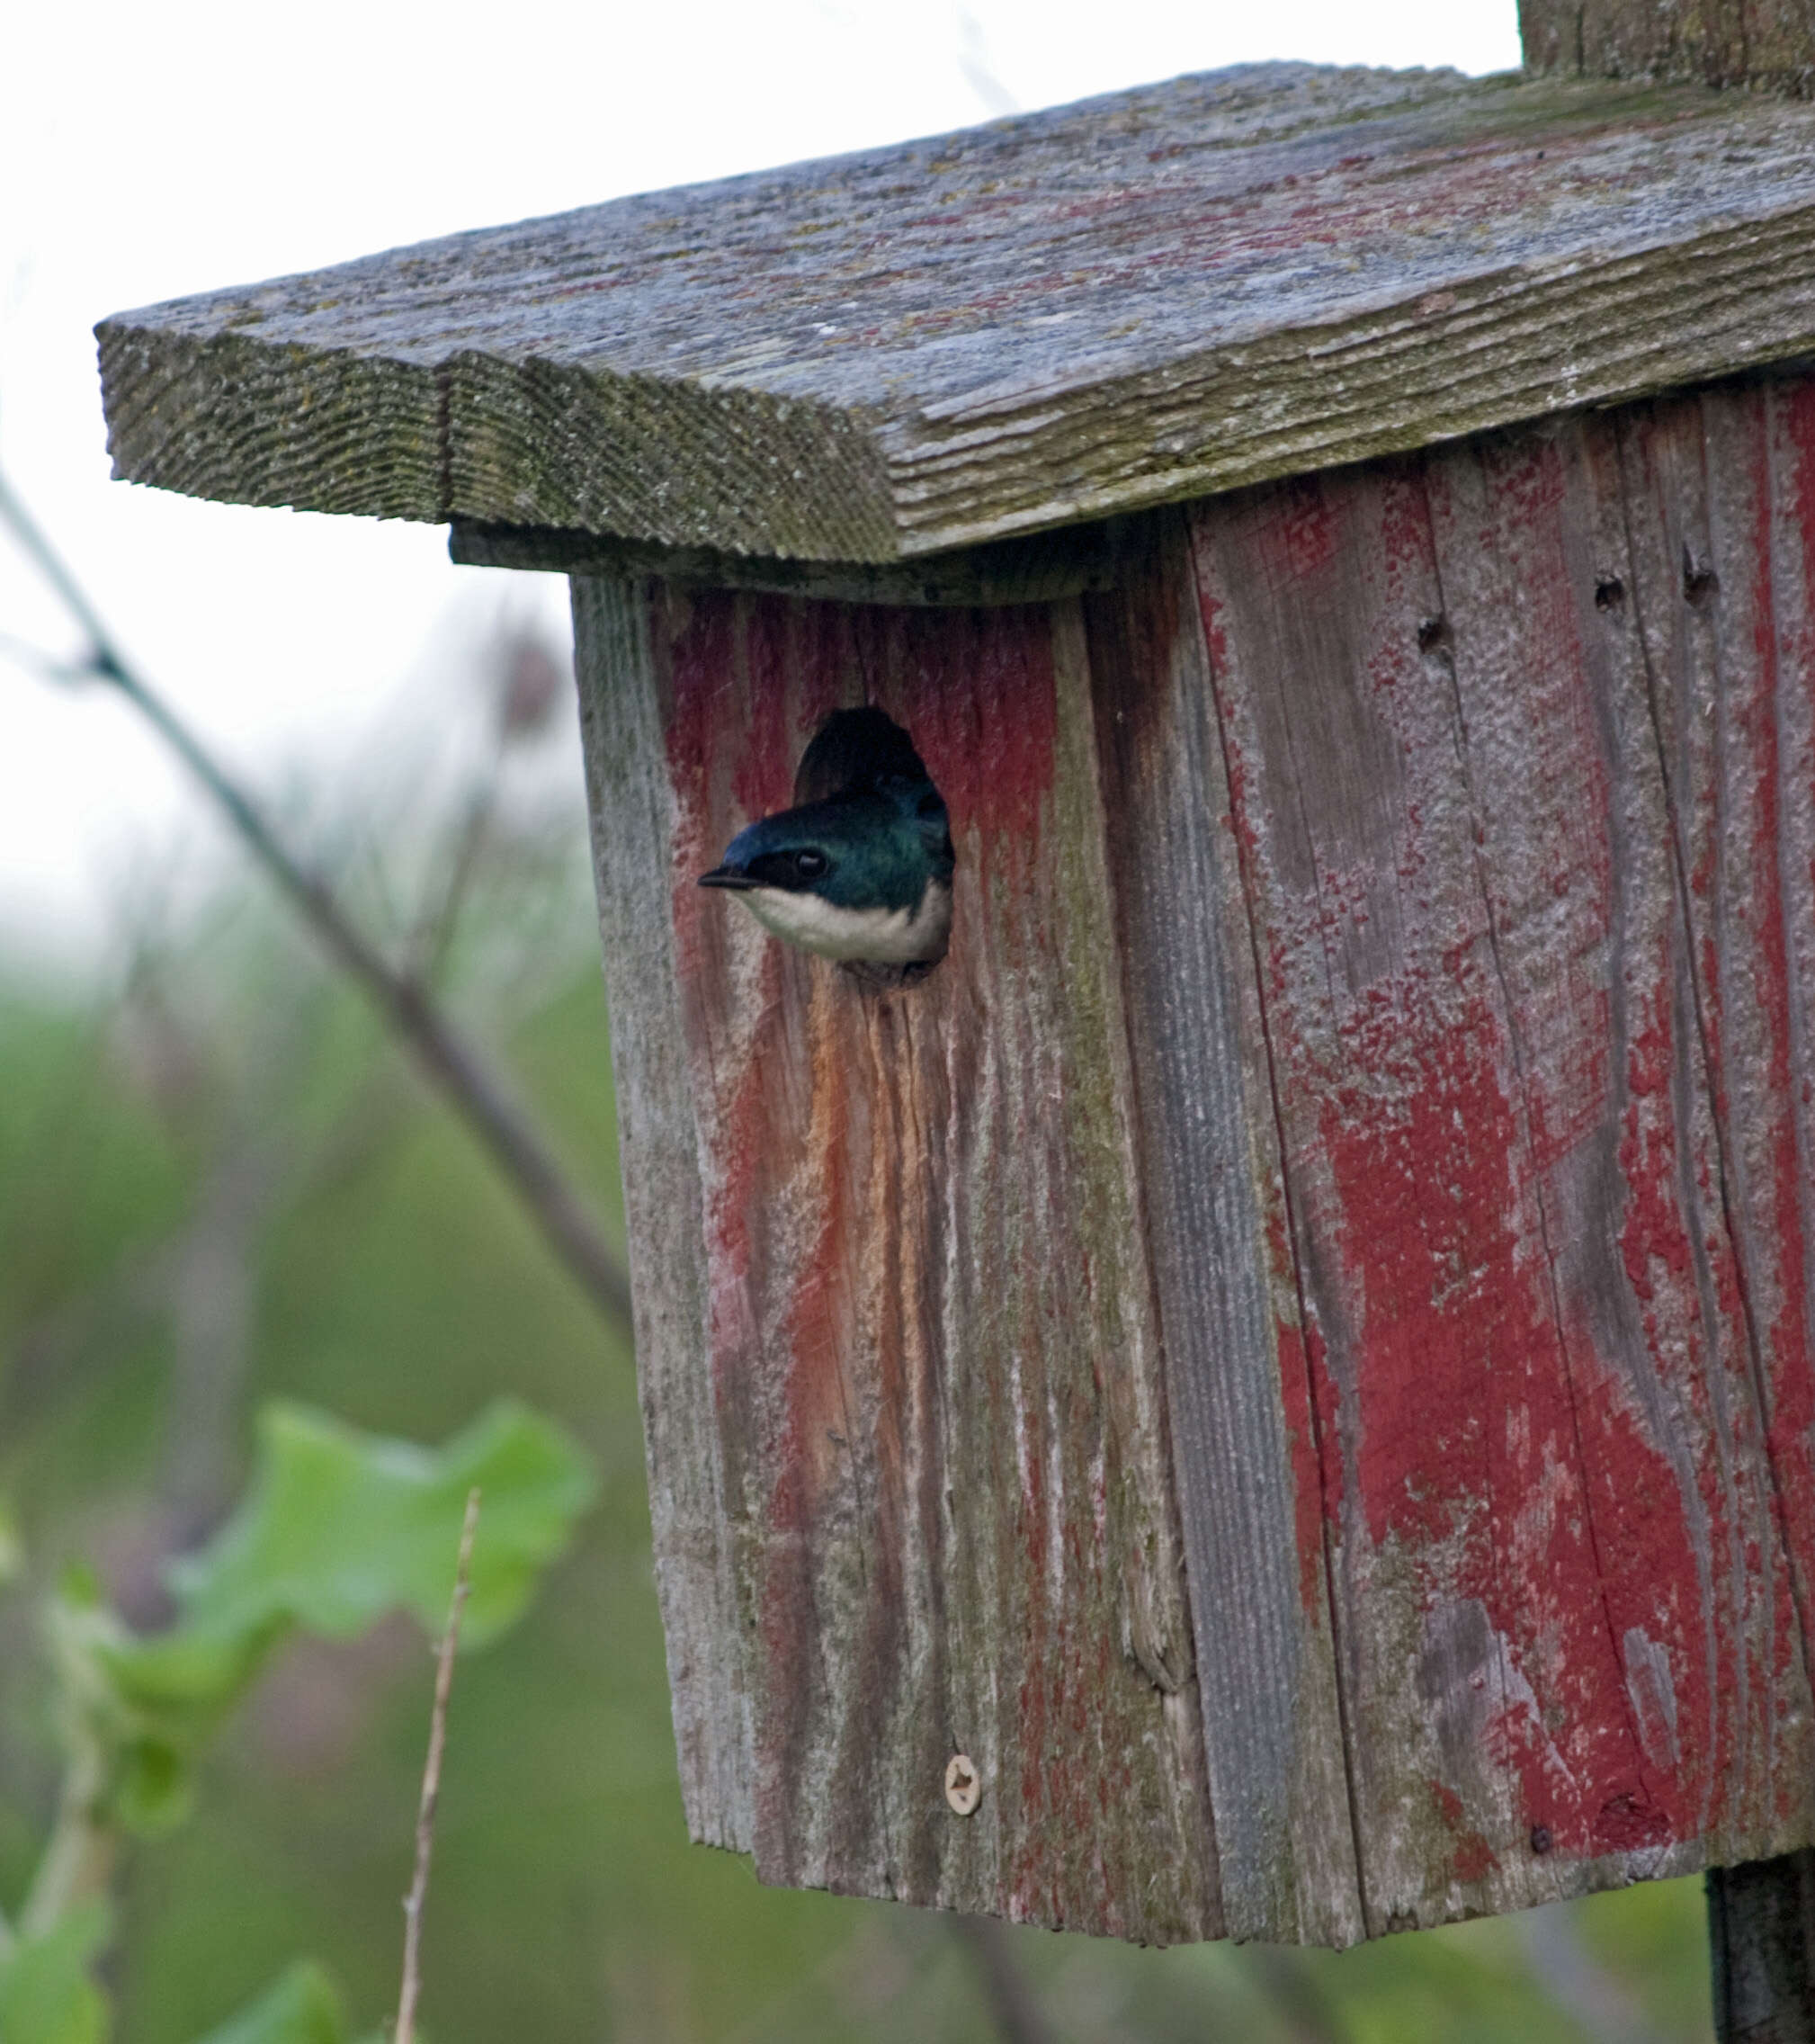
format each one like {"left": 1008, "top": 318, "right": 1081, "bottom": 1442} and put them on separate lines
{"left": 19, "top": 1742, "right": 116, "bottom": 1941}
{"left": 0, "top": 467, "right": 632, "bottom": 1332}
{"left": 0, "top": 627, "right": 85, "bottom": 683}
{"left": 413, "top": 783, "right": 496, "bottom": 987}
{"left": 397, "top": 1486, "right": 481, "bottom": 2044}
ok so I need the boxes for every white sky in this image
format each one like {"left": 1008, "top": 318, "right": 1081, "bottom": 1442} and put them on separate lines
{"left": 0, "top": 0, "right": 1522, "bottom": 977}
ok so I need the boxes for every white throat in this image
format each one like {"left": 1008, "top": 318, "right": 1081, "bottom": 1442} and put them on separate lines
{"left": 741, "top": 879, "right": 952, "bottom": 964}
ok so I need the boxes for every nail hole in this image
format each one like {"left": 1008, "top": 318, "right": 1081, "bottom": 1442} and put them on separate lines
{"left": 1683, "top": 545, "right": 1718, "bottom": 606}
{"left": 944, "top": 1753, "right": 981, "bottom": 1816}
{"left": 1529, "top": 1824, "right": 1553, "bottom": 1855}
{"left": 1417, "top": 615, "right": 1450, "bottom": 653}
{"left": 1594, "top": 577, "right": 1625, "bottom": 612}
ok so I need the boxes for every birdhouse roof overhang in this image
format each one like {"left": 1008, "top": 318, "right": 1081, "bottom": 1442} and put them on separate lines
{"left": 98, "top": 61, "right": 1815, "bottom": 569}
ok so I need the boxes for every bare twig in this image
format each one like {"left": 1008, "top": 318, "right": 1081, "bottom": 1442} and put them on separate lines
{"left": 396, "top": 1486, "right": 481, "bottom": 2044}
{"left": 0, "top": 628, "right": 85, "bottom": 682}
{"left": 0, "top": 468, "right": 632, "bottom": 1332}
{"left": 20, "top": 1737, "right": 117, "bottom": 1941}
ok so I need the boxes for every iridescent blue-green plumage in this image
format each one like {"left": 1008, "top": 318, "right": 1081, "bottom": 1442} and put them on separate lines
{"left": 700, "top": 709, "right": 954, "bottom": 979}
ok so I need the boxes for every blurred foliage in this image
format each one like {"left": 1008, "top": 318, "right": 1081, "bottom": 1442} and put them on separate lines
{"left": 48, "top": 1397, "right": 592, "bottom": 1853}
{"left": 0, "top": 621, "right": 1719, "bottom": 2042}
{"left": 0, "top": 1900, "right": 110, "bottom": 2044}
{"left": 188, "top": 1962, "right": 348, "bottom": 2044}
{"left": 165, "top": 1400, "right": 594, "bottom": 1653}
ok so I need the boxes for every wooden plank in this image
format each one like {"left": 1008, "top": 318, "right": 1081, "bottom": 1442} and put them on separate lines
{"left": 1619, "top": 377, "right": 1815, "bottom": 2043}
{"left": 1615, "top": 380, "right": 1815, "bottom": 1768}
{"left": 1083, "top": 519, "right": 1364, "bottom": 1945}
{"left": 570, "top": 577, "right": 756, "bottom": 1851}
{"left": 100, "top": 67, "right": 1815, "bottom": 562}
{"left": 1426, "top": 409, "right": 1814, "bottom": 1880}
{"left": 578, "top": 578, "right": 1218, "bottom": 1940}
{"left": 1519, "top": 0, "right": 1815, "bottom": 94}
{"left": 572, "top": 384, "right": 1815, "bottom": 1945}
{"left": 452, "top": 513, "right": 1153, "bottom": 608}
{"left": 1180, "top": 401, "right": 1815, "bottom": 1933}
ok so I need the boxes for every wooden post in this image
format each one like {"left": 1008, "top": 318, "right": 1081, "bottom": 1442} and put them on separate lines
{"left": 94, "top": 55, "right": 1815, "bottom": 1967}
{"left": 1520, "top": 0, "right": 1815, "bottom": 94}
{"left": 1712, "top": 1851, "right": 1815, "bottom": 2041}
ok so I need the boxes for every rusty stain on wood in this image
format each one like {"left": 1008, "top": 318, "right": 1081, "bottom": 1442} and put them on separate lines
{"left": 576, "top": 580, "right": 1216, "bottom": 1941}
{"left": 573, "top": 368, "right": 1815, "bottom": 1944}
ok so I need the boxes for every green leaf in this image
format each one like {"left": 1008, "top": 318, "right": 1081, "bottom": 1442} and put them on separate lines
{"left": 91, "top": 1619, "right": 282, "bottom": 1717}
{"left": 110, "top": 1735, "right": 194, "bottom": 1836}
{"left": 167, "top": 1399, "right": 596, "bottom": 1648}
{"left": 188, "top": 1962, "right": 345, "bottom": 2044}
{"left": 0, "top": 1901, "right": 111, "bottom": 2044}
{"left": 43, "top": 1591, "right": 274, "bottom": 1838}
{"left": 46, "top": 1401, "right": 593, "bottom": 1841}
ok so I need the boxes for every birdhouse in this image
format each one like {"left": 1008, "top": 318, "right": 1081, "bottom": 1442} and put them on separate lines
{"left": 97, "top": 1, "right": 1815, "bottom": 1970}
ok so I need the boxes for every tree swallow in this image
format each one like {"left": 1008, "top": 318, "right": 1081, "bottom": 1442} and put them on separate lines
{"left": 699, "top": 707, "right": 954, "bottom": 984}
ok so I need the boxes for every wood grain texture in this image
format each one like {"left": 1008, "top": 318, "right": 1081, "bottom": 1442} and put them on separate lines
{"left": 453, "top": 514, "right": 1155, "bottom": 608}
{"left": 571, "top": 578, "right": 1218, "bottom": 1941}
{"left": 1083, "top": 522, "right": 1363, "bottom": 1945}
{"left": 1178, "top": 378, "right": 1815, "bottom": 1934}
{"left": 1520, "top": 0, "right": 1815, "bottom": 94}
{"left": 571, "top": 577, "right": 755, "bottom": 1851}
{"left": 569, "top": 373, "right": 1815, "bottom": 1945}
{"left": 101, "top": 65, "right": 1815, "bottom": 562}
{"left": 1708, "top": 1850, "right": 1815, "bottom": 2040}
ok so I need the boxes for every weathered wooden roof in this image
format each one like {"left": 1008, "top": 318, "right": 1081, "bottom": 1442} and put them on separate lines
{"left": 99, "top": 61, "right": 1815, "bottom": 564}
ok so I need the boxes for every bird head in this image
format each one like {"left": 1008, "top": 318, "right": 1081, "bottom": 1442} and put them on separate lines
{"left": 700, "top": 712, "right": 953, "bottom": 970}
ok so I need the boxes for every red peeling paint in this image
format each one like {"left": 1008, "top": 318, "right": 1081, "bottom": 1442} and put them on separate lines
{"left": 639, "top": 374, "right": 1815, "bottom": 1930}
{"left": 1185, "top": 433, "right": 1786, "bottom": 1879}
{"left": 1316, "top": 1003, "right": 1537, "bottom": 1553}
{"left": 656, "top": 575, "right": 1187, "bottom": 1932}
{"left": 887, "top": 605, "right": 1059, "bottom": 874}
{"left": 1428, "top": 1778, "right": 1500, "bottom": 1884}
{"left": 1260, "top": 480, "right": 1338, "bottom": 581}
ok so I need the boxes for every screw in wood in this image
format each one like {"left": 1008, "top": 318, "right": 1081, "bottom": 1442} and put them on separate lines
{"left": 945, "top": 1753, "right": 982, "bottom": 1816}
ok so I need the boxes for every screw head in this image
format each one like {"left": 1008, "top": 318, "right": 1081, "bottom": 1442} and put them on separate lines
{"left": 944, "top": 1753, "right": 981, "bottom": 1816}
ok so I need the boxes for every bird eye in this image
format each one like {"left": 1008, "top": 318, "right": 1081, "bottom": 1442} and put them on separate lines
{"left": 793, "top": 848, "right": 828, "bottom": 881}
{"left": 916, "top": 790, "right": 944, "bottom": 820}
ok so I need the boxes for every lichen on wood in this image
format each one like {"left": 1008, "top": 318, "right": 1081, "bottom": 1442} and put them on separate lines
{"left": 572, "top": 366, "right": 1815, "bottom": 1944}
{"left": 100, "top": 64, "right": 1815, "bottom": 563}
{"left": 1178, "top": 371, "right": 1815, "bottom": 1932}
{"left": 573, "top": 579, "right": 1217, "bottom": 1941}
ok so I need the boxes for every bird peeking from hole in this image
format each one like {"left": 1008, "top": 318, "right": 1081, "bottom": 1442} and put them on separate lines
{"left": 699, "top": 706, "right": 954, "bottom": 988}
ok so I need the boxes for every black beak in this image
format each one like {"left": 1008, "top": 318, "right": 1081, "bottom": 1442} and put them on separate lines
{"left": 698, "top": 866, "right": 757, "bottom": 891}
